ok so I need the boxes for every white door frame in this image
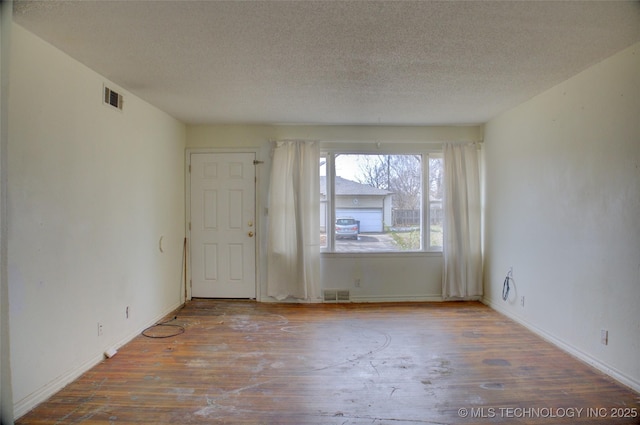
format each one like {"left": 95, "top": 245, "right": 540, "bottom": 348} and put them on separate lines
{"left": 185, "top": 148, "right": 261, "bottom": 300}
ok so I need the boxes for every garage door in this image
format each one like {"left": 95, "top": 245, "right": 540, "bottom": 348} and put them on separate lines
{"left": 336, "top": 209, "right": 383, "bottom": 232}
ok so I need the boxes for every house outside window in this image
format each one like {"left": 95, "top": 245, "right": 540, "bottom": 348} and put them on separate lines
{"left": 321, "top": 150, "right": 443, "bottom": 253}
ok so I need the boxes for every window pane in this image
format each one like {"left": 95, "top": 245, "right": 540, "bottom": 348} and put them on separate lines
{"left": 319, "top": 155, "right": 327, "bottom": 249}
{"left": 429, "top": 157, "right": 444, "bottom": 250}
{"left": 333, "top": 154, "right": 422, "bottom": 253}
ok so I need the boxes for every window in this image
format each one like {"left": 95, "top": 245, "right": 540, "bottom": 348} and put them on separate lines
{"left": 428, "top": 156, "right": 444, "bottom": 250}
{"left": 320, "top": 151, "right": 443, "bottom": 253}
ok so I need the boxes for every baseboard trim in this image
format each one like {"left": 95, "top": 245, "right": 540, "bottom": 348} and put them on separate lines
{"left": 349, "top": 294, "right": 443, "bottom": 303}
{"left": 13, "top": 301, "right": 184, "bottom": 419}
{"left": 259, "top": 294, "right": 444, "bottom": 303}
{"left": 13, "top": 352, "right": 104, "bottom": 419}
{"left": 482, "top": 296, "right": 640, "bottom": 394}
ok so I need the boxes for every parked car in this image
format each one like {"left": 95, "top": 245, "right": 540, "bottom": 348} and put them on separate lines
{"left": 335, "top": 217, "right": 359, "bottom": 239}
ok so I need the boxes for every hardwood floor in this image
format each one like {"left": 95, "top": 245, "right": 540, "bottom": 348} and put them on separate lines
{"left": 17, "top": 300, "right": 640, "bottom": 424}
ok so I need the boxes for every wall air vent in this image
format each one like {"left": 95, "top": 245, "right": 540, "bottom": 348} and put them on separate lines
{"left": 323, "top": 289, "right": 350, "bottom": 302}
{"left": 103, "top": 86, "right": 123, "bottom": 111}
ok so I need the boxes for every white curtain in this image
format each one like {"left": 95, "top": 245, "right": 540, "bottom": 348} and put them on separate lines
{"left": 442, "top": 143, "right": 483, "bottom": 300}
{"left": 267, "top": 141, "right": 321, "bottom": 301}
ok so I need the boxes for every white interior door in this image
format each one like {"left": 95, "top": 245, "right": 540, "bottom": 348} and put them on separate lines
{"left": 190, "top": 152, "right": 256, "bottom": 298}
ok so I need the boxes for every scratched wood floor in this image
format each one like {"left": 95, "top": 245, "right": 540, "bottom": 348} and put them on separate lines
{"left": 17, "top": 300, "right": 640, "bottom": 424}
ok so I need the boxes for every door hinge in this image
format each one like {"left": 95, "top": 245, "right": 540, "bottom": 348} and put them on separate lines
{"left": 188, "top": 164, "right": 191, "bottom": 173}
{"left": 188, "top": 222, "right": 191, "bottom": 231}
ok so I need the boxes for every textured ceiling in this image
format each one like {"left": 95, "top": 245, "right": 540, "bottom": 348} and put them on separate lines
{"left": 13, "top": 1, "right": 640, "bottom": 126}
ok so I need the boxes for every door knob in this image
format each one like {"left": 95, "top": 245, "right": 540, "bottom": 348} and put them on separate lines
{"left": 248, "top": 231, "right": 254, "bottom": 237}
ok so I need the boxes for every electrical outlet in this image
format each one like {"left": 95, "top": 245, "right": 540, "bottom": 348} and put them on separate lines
{"left": 98, "top": 322, "right": 103, "bottom": 336}
{"left": 354, "top": 278, "right": 361, "bottom": 287}
{"left": 600, "top": 329, "right": 608, "bottom": 345}
{"left": 520, "top": 296, "right": 525, "bottom": 307}
{"left": 126, "top": 306, "right": 130, "bottom": 319}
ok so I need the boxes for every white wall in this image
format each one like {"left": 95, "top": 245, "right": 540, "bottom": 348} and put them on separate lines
{"left": 187, "top": 124, "right": 481, "bottom": 302}
{"left": 8, "top": 24, "right": 186, "bottom": 417}
{"left": 483, "top": 42, "right": 640, "bottom": 391}
{"left": 1, "top": 3, "right": 13, "bottom": 424}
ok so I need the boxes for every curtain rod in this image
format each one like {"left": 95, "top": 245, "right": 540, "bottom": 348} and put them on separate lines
{"left": 269, "top": 139, "right": 483, "bottom": 144}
